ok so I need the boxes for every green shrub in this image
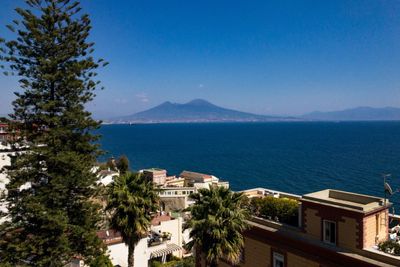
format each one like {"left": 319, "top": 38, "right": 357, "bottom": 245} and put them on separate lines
{"left": 378, "top": 240, "right": 400, "bottom": 255}
{"left": 89, "top": 255, "right": 114, "bottom": 267}
{"left": 150, "top": 257, "right": 195, "bottom": 267}
{"left": 250, "top": 196, "right": 299, "bottom": 226}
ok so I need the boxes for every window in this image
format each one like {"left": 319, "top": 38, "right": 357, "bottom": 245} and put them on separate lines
{"left": 323, "top": 220, "right": 336, "bottom": 245}
{"left": 376, "top": 214, "right": 380, "bottom": 236}
{"left": 272, "top": 252, "right": 284, "bottom": 267}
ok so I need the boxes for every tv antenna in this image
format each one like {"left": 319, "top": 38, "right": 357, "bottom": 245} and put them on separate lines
{"left": 383, "top": 173, "right": 400, "bottom": 204}
{"left": 383, "top": 174, "right": 392, "bottom": 205}
{"left": 382, "top": 173, "right": 400, "bottom": 224}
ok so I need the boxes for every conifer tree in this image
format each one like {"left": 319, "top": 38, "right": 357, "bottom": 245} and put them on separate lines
{"left": 0, "top": 0, "right": 109, "bottom": 265}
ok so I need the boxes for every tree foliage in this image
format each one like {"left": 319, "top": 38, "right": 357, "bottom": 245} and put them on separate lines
{"left": 150, "top": 256, "right": 195, "bottom": 267}
{"left": 0, "top": 0, "right": 108, "bottom": 265}
{"left": 106, "top": 172, "right": 159, "bottom": 267}
{"left": 116, "top": 155, "right": 130, "bottom": 175}
{"left": 378, "top": 240, "right": 400, "bottom": 256}
{"left": 249, "top": 196, "right": 299, "bottom": 226}
{"left": 184, "top": 186, "right": 250, "bottom": 267}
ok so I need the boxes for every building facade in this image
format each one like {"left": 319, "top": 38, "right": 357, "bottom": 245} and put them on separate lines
{"left": 220, "top": 188, "right": 399, "bottom": 267}
{"left": 98, "top": 214, "right": 190, "bottom": 267}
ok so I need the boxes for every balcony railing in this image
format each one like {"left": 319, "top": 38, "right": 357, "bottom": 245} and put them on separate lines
{"left": 147, "top": 231, "right": 172, "bottom": 247}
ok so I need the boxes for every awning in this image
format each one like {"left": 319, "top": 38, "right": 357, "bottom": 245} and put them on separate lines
{"left": 150, "top": 243, "right": 182, "bottom": 258}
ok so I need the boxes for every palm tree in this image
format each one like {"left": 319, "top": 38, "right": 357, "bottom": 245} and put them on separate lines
{"left": 184, "top": 186, "right": 250, "bottom": 267}
{"left": 106, "top": 172, "right": 159, "bottom": 267}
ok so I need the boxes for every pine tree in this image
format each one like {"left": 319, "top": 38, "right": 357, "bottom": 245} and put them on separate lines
{"left": 0, "top": 0, "right": 109, "bottom": 265}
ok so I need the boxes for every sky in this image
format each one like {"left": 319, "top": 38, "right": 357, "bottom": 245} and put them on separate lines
{"left": 1, "top": 0, "right": 400, "bottom": 118}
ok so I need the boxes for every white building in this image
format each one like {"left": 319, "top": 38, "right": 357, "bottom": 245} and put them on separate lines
{"left": 0, "top": 144, "right": 12, "bottom": 223}
{"left": 139, "top": 169, "right": 230, "bottom": 212}
{"left": 179, "top": 170, "right": 229, "bottom": 189}
{"left": 96, "top": 168, "right": 119, "bottom": 186}
{"left": 97, "top": 214, "right": 191, "bottom": 267}
{"left": 0, "top": 143, "right": 28, "bottom": 223}
{"left": 0, "top": 144, "right": 12, "bottom": 192}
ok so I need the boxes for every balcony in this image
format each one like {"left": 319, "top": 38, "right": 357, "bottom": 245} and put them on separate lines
{"left": 147, "top": 231, "right": 172, "bottom": 247}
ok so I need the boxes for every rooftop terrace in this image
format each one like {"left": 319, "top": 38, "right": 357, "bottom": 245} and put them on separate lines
{"left": 302, "top": 189, "right": 388, "bottom": 213}
{"left": 143, "top": 168, "right": 166, "bottom": 172}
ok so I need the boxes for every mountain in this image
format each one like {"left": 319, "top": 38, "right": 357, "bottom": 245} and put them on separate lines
{"left": 302, "top": 107, "right": 400, "bottom": 121}
{"left": 109, "top": 99, "right": 295, "bottom": 123}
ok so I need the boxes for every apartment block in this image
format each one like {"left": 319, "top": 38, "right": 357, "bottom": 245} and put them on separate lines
{"left": 220, "top": 188, "right": 399, "bottom": 267}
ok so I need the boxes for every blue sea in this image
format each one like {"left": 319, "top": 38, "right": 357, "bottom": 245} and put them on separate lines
{"left": 97, "top": 122, "right": 400, "bottom": 209}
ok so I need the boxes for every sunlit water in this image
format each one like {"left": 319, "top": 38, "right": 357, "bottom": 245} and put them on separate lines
{"left": 97, "top": 122, "right": 400, "bottom": 210}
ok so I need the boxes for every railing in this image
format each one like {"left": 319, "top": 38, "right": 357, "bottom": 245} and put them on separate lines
{"left": 148, "top": 232, "right": 172, "bottom": 247}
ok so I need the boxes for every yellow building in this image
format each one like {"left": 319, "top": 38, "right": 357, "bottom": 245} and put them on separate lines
{"left": 220, "top": 188, "right": 399, "bottom": 267}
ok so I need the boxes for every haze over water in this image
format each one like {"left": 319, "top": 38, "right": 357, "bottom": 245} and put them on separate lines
{"left": 98, "top": 122, "right": 400, "bottom": 209}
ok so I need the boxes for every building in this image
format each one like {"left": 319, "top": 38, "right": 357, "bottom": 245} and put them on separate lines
{"left": 0, "top": 123, "right": 13, "bottom": 189}
{"left": 219, "top": 188, "right": 399, "bottom": 267}
{"left": 0, "top": 124, "right": 26, "bottom": 223}
{"left": 164, "top": 177, "right": 185, "bottom": 187}
{"left": 96, "top": 168, "right": 233, "bottom": 266}
{"left": 138, "top": 168, "right": 229, "bottom": 212}
{"left": 0, "top": 123, "right": 11, "bottom": 144}
{"left": 240, "top": 187, "right": 301, "bottom": 200}
{"left": 0, "top": 146, "right": 12, "bottom": 191}
{"left": 0, "top": 122, "right": 19, "bottom": 144}
{"left": 97, "top": 213, "right": 190, "bottom": 267}
{"left": 159, "top": 187, "right": 196, "bottom": 212}
{"left": 140, "top": 169, "right": 229, "bottom": 191}
{"left": 96, "top": 168, "right": 119, "bottom": 186}
{"left": 180, "top": 170, "right": 229, "bottom": 189}
{"left": 0, "top": 144, "right": 12, "bottom": 223}
{"left": 143, "top": 168, "right": 168, "bottom": 186}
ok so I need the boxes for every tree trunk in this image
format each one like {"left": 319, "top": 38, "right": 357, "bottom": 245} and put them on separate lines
{"left": 195, "top": 243, "right": 202, "bottom": 267}
{"left": 128, "top": 239, "right": 135, "bottom": 267}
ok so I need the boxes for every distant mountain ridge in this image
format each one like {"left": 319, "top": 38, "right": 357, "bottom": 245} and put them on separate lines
{"left": 109, "top": 99, "right": 296, "bottom": 123}
{"left": 106, "top": 102, "right": 400, "bottom": 123}
{"left": 302, "top": 106, "right": 400, "bottom": 121}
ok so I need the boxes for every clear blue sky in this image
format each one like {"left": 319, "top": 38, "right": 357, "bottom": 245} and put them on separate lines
{"left": 1, "top": 0, "right": 400, "bottom": 118}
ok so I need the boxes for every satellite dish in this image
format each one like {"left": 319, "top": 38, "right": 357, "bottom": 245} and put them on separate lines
{"left": 385, "top": 182, "right": 393, "bottom": 195}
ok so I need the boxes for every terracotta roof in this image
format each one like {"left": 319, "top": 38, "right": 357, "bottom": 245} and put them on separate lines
{"left": 97, "top": 229, "right": 123, "bottom": 245}
{"left": 151, "top": 214, "right": 172, "bottom": 226}
{"left": 180, "top": 170, "right": 213, "bottom": 181}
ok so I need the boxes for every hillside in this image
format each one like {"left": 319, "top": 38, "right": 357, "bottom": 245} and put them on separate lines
{"left": 302, "top": 107, "right": 400, "bottom": 121}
